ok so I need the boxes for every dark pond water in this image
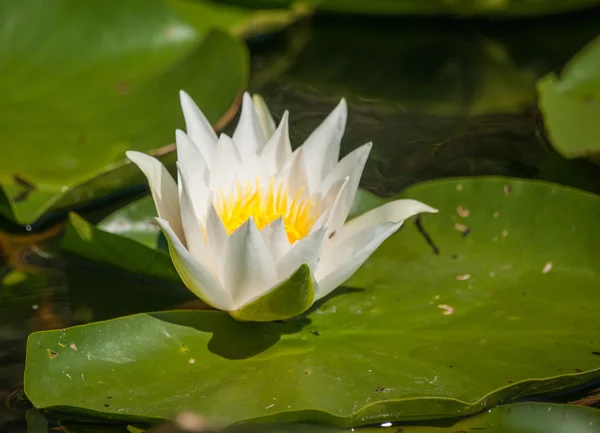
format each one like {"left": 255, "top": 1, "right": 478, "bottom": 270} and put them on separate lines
{"left": 1, "top": 9, "right": 600, "bottom": 433}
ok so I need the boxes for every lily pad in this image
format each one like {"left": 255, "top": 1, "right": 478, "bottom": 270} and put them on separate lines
{"left": 0, "top": 0, "right": 248, "bottom": 226}
{"left": 41, "top": 403, "right": 600, "bottom": 432}
{"left": 165, "top": 0, "right": 311, "bottom": 38}
{"left": 538, "top": 35, "right": 600, "bottom": 161}
{"left": 62, "top": 213, "right": 177, "bottom": 283}
{"left": 215, "top": 0, "right": 600, "bottom": 16}
{"left": 25, "top": 178, "right": 600, "bottom": 426}
{"left": 96, "top": 196, "right": 161, "bottom": 250}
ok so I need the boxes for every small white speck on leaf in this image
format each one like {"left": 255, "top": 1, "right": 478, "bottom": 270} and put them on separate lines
{"left": 454, "top": 222, "right": 469, "bottom": 233}
{"left": 456, "top": 274, "right": 471, "bottom": 281}
{"left": 265, "top": 404, "right": 275, "bottom": 409}
{"left": 189, "top": 358, "right": 196, "bottom": 364}
{"left": 69, "top": 343, "right": 78, "bottom": 351}
{"left": 31, "top": 304, "right": 39, "bottom": 310}
{"left": 542, "top": 262, "right": 553, "bottom": 274}
{"left": 456, "top": 205, "right": 470, "bottom": 217}
{"left": 438, "top": 304, "right": 455, "bottom": 315}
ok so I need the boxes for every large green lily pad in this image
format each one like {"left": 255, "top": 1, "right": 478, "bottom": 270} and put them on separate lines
{"left": 538, "top": 35, "right": 600, "bottom": 161}
{"left": 0, "top": 0, "right": 248, "bottom": 226}
{"left": 25, "top": 178, "right": 600, "bottom": 426}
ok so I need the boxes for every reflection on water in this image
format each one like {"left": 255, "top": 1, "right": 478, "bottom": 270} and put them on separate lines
{"left": 2, "top": 8, "right": 600, "bottom": 433}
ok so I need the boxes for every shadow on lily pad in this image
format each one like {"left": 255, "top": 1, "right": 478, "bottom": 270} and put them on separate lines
{"left": 150, "top": 310, "right": 311, "bottom": 360}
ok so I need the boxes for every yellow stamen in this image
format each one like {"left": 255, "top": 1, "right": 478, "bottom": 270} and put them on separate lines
{"left": 215, "top": 178, "right": 315, "bottom": 244}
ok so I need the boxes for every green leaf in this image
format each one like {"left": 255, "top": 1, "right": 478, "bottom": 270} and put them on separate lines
{"left": 26, "top": 410, "right": 48, "bottom": 433}
{"left": 26, "top": 403, "right": 600, "bottom": 433}
{"left": 231, "top": 264, "right": 315, "bottom": 322}
{"left": 538, "top": 36, "right": 600, "bottom": 161}
{"left": 25, "top": 178, "right": 600, "bottom": 426}
{"left": 96, "top": 196, "right": 160, "bottom": 250}
{"left": 165, "top": 0, "right": 311, "bottom": 38}
{"left": 62, "top": 213, "right": 178, "bottom": 283}
{"left": 0, "top": 0, "right": 248, "bottom": 225}
{"left": 212, "top": 0, "right": 600, "bottom": 16}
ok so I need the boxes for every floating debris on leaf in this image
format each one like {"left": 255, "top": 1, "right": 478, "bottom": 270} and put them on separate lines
{"left": 438, "top": 304, "right": 455, "bottom": 315}
{"left": 456, "top": 274, "right": 471, "bottom": 281}
{"left": 542, "top": 262, "right": 553, "bottom": 274}
{"left": 456, "top": 205, "right": 470, "bottom": 217}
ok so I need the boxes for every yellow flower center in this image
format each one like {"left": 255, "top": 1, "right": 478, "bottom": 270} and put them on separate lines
{"left": 215, "top": 179, "right": 315, "bottom": 244}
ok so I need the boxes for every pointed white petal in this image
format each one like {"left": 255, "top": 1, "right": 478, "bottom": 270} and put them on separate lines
{"left": 205, "top": 200, "right": 229, "bottom": 261}
{"left": 222, "top": 218, "right": 278, "bottom": 309}
{"left": 285, "top": 147, "right": 310, "bottom": 197}
{"left": 126, "top": 151, "right": 184, "bottom": 244}
{"left": 320, "top": 176, "right": 349, "bottom": 239}
{"left": 179, "top": 90, "right": 217, "bottom": 164}
{"left": 260, "top": 217, "right": 291, "bottom": 262}
{"left": 301, "top": 98, "right": 347, "bottom": 191}
{"left": 315, "top": 222, "right": 400, "bottom": 301}
{"left": 323, "top": 142, "right": 372, "bottom": 234}
{"left": 156, "top": 218, "right": 231, "bottom": 310}
{"left": 261, "top": 111, "right": 292, "bottom": 175}
{"left": 333, "top": 199, "right": 438, "bottom": 247}
{"left": 176, "top": 130, "right": 208, "bottom": 186}
{"left": 177, "top": 163, "right": 210, "bottom": 265}
{"left": 253, "top": 94, "right": 277, "bottom": 139}
{"left": 232, "top": 92, "right": 266, "bottom": 158}
{"left": 315, "top": 199, "right": 438, "bottom": 300}
{"left": 276, "top": 227, "right": 325, "bottom": 281}
{"left": 209, "top": 134, "right": 241, "bottom": 192}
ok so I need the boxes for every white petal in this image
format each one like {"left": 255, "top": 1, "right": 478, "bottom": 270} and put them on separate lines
{"left": 323, "top": 142, "right": 372, "bottom": 234}
{"left": 301, "top": 98, "right": 347, "bottom": 191}
{"left": 233, "top": 154, "right": 270, "bottom": 190}
{"left": 179, "top": 90, "right": 217, "bottom": 164}
{"left": 261, "top": 111, "right": 292, "bottom": 175}
{"left": 156, "top": 218, "right": 231, "bottom": 310}
{"left": 320, "top": 176, "right": 350, "bottom": 239}
{"left": 260, "top": 217, "right": 291, "bottom": 262}
{"left": 209, "top": 134, "right": 241, "bottom": 192}
{"left": 232, "top": 92, "right": 266, "bottom": 158}
{"left": 176, "top": 130, "right": 208, "bottom": 187}
{"left": 253, "top": 94, "right": 277, "bottom": 139}
{"left": 126, "top": 151, "right": 184, "bottom": 244}
{"left": 222, "top": 218, "right": 278, "bottom": 308}
{"left": 315, "top": 199, "right": 438, "bottom": 300}
{"left": 332, "top": 199, "right": 438, "bottom": 247}
{"left": 177, "top": 163, "right": 209, "bottom": 265}
{"left": 285, "top": 147, "right": 310, "bottom": 197}
{"left": 205, "top": 200, "right": 228, "bottom": 262}
{"left": 315, "top": 222, "right": 400, "bottom": 301}
{"left": 276, "top": 227, "right": 325, "bottom": 281}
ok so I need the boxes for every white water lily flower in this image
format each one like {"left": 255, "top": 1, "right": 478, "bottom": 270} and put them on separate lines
{"left": 126, "top": 91, "right": 437, "bottom": 321}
